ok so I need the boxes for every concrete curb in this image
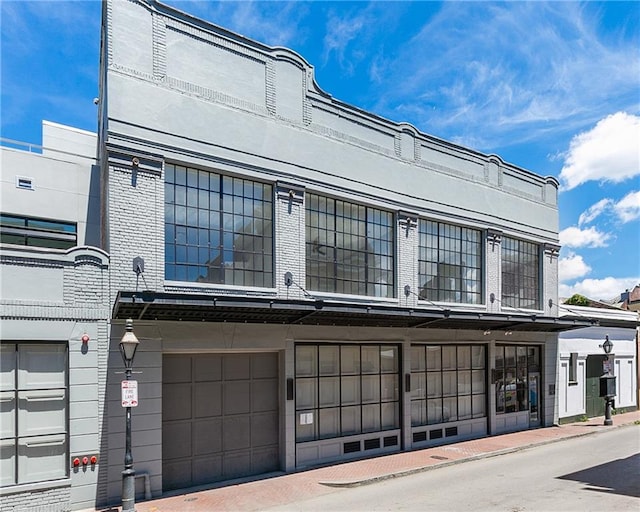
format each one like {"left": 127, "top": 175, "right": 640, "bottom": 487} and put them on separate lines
{"left": 319, "top": 421, "right": 639, "bottom": 488}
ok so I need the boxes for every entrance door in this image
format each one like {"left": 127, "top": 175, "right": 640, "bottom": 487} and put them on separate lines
{"left": 586, "top": 355, "right": 606, "bottom": 417}
{"left": 528, "top": 372, "right": 540, "bottom": 427}
{"left": 162, "top": 353, "right": 280, "bottom": 491}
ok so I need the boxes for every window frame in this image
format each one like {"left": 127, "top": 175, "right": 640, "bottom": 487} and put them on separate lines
{"left": 495, "top": 344, "right": 539, "bottom": 415}
{"left": 294, "top": 344, "right": 401, "bottom": 443}
{"left": 305, "top": 193, "right": 395, "bottom": 298}
{"left": 410, "top": 344, "right": 486, "bottom": 427}
{"left": 0, "top": 214, "right": 77, "bottom": 250}
{"left": 418, "top": 220, "right": 483, "bottom": 304}
{"left": 164, "top": 163, "right": 274, "bottom": 287}
{"left": 568, "top": 352, "right": 578, "bottom": 384}
{"left": 501, "top": 236, "right": 541, "bottom": 310}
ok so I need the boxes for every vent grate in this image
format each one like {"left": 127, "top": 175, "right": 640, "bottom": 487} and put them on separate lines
{"left": 429, "top": 429, "right": 443, "bottom": 440}
{"left": 445, "top": 426, "right": 458, "bottom": 437}
{"left": 343, "top": 441, "right": 361, "bottom": 454}
{"left": 364, "top": 438, "right": 380, "bottom": 450}
{"left": 413, "top": 431, "right": 427, "bottom": 443}
{"left": 383, "top": 435, "right": 398, "bottom": 447}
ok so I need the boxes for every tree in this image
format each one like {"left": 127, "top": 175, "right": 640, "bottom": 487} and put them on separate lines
{"left": 565, "top": 293, "right": 589, "bottom": 306}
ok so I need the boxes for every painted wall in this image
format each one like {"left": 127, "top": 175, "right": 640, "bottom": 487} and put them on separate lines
{"left": 0, "top": 123, "right": 109, "bottom": 512}
{"left": 1, "top": 122, "right": 100, "bottom": 247}
{"left": 559, "top": 324, "right": 638, "bottom": 419}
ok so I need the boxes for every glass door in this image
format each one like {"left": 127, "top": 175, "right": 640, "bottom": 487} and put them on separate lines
{"left": 529, "top": 372, "right": 540, "bottom": 427}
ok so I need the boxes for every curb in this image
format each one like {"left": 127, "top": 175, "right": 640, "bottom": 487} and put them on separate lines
{"left": 319, "top": 420, "right": 639, "bottom": 488}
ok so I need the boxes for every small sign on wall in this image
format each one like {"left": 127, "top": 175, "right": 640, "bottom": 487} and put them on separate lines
{"left": 299, "top": 412, "right": 313, "bottom": 425}
{"left": 121, "top": 380, "right": 139, "bottom": 407}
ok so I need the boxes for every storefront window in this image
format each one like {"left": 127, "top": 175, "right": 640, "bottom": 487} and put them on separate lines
{"left": 295, "top": 344, "right": 400, "bottom": 442}
{"left": 495, "top": 345, "right": 539, "bottom": 414}
{"left": 411, "top": 344, "right": 486, "bottom": 427}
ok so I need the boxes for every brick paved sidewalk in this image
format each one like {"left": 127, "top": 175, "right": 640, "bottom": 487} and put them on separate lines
{"left": 95, "top": 410, "right": 640, "bottom": 512}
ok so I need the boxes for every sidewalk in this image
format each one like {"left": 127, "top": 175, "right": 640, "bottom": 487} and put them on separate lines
{"left": 98, "top": 410, "right": 640, "bottom": 512}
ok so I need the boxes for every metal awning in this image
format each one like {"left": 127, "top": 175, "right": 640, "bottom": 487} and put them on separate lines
{"left": 112, "top": 291, "right": 596, "bottom": 333}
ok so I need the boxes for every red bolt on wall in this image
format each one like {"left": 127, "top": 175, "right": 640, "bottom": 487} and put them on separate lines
{"left": 73, "top": 458, "right": 80, "bottom": 467}
{"left": 90, "top": 455, "right": 98, "bottom": 465}
{"left": 82, "top": 456, "right": 89, "bottom": 465}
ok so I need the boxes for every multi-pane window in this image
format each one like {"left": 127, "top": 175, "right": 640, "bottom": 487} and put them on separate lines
{"left": 306, "top": 193, "right": 394, "bottom": 298}
{"left": 0, "top": 343, "right": 68, "bottom": 486}
{"left": 418, "top": 221, "right": 482, "bottom": 304}
{"left": 501, "top": 237, "right": 540, "bottom": 309}
{"left": 410, "top": 345, "right": 486, "bottom": 426}
{"left": 0, "top": 214, "right": 77, "bottom": 249}
{"left": 295, "top": 344, "right": 400, "bottom": 442}
{"left": 165, "top": 164, "right": 273, "bottom": 287}
{"left": 495, "top": 345, "right": 537, "bottom": 414}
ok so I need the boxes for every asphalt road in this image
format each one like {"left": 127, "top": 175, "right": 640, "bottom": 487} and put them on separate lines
{"left": 265, "top": 425, "right": 640, "bottom": 512}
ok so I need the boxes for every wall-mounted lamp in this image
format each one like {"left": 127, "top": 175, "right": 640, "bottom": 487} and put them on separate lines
{"left": 601, "top": 334, "right": 613, "bottom": 356}
{"left": 81, "top": 334, "right": 90, "bottom": 345}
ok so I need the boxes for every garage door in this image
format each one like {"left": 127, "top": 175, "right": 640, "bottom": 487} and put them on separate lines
{"left": 162, "top": 353, "right": 279, "bottom": 491}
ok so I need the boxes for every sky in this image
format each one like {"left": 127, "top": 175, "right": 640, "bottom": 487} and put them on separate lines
{"left": 1, "top": 0, "right": 639, "bottom": 302}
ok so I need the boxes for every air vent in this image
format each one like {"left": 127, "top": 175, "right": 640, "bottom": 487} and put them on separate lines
{"left": 384, "top": 435, "right": 398, "bottom": 447}
{"left": 429, "top": 429, "right": 443, "bottom": 440}
{"left": 364, "top": 438, "right": 380, "bottom": 450}
{"left": 343, "top": 441, "right": 361, "bottom": 454}
{"left": 16, "top": 176, "right": 34, "bottom": 190}
{"left": 413, "top": 431, "right": 427, "bottom": 443}
{"left": 445, "top": 426, "right": 458, "bottom": 437}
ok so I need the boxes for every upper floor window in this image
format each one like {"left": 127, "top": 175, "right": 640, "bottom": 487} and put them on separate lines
{"left": 501, "top": 237, "right": 540, "bottom": 309}
{"left": 164, "top": 164, "right": 273, "bottom": 287}
{"left": 0, "top": 214, "right": 76, "bottom": 249}
{"left": 306, "top": 193, "right": 394, "bottom": 298}
{"left": 418, "top": 221, "right": 482, "bottom": 304}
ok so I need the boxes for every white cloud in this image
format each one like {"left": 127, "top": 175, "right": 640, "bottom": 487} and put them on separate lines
{"left": 614, "top": 190, "right": 640, "bottom": 223}
{"left": 367, "top": 3, "right": 640, "bottom": 151}
{"left": 558, "top": 253, "right": 591, "bottom": 282}
{"left": 559, "top": 276, "right": 640, "bottom": 302}
{"left": 559, "top": 112, "right": 640, "bottom": 190}
{"left": 559, "top": 226, "right": 611, "bottom": 248}
{"left": 578, "top": 198, "right": 613, "bottom": 226}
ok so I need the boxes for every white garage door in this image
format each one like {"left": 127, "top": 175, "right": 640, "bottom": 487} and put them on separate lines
{"left": 162, "top": 353, "right": 279, "bottom": 491}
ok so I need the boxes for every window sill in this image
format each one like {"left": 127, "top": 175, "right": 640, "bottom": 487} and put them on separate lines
{"left": 0, "top": 478, "right": 71, "bottom": 496}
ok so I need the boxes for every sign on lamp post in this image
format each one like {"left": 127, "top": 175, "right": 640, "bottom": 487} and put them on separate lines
{"left": 121, "top": 380, "right": 139, "bottom": 408}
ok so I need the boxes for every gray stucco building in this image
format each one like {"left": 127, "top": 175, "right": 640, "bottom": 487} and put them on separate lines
{"left": 97, "top": 0, "right": 588, "bottom": 506}
{"left": 0, "top": 1, "right": 599, "bottom": 510}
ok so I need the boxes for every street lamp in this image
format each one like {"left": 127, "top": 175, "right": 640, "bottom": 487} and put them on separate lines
{"left": 599, "top": 335, "right": 616, "bottom": 426}
{"left": 120, "top": 319, "right": 139, "bottom": 512}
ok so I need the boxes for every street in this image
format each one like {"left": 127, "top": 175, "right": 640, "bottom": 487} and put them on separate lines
{"left": 264, "top": 425, "right": 640, "bottom": 512}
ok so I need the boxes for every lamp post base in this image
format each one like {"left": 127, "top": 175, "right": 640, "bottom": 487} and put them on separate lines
{"left": 603, "top": 398, "right": 613, "bottom": 426}
{"left": 122, "top": 467, "right": 136, "bottom": 512}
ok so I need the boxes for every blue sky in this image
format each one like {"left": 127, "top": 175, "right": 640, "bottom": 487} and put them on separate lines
{"left": 1, "top": 1, "right": 639, "bottom": 301}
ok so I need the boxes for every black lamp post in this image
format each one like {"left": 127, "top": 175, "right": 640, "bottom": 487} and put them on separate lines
{"left": 599, "top": 335, "right": 615, "bottom": 426}
{"left": 119, "top": 319, "right": 139, "bottom": 512}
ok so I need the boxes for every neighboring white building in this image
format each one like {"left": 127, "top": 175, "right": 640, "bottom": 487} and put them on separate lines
{"left": 558, "top": 306, "right": 638, "bottom": 422}
{"left": 0, "top": 122, "right": 110, "bottom": 511}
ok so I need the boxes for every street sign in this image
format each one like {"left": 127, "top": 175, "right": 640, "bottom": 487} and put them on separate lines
{"left": 121, "top": 380, "right": 139, "bottom": 407}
